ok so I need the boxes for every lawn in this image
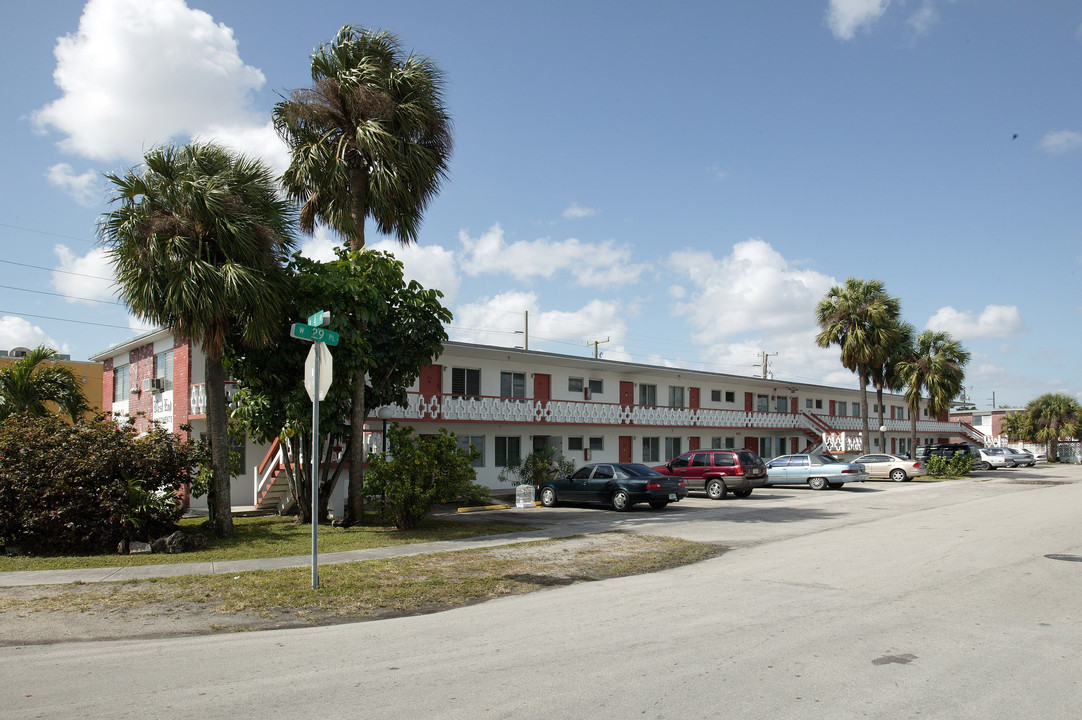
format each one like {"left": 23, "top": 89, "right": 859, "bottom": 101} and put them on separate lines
{"left": 0, "top": 514, "right": 537, "bottom": 572}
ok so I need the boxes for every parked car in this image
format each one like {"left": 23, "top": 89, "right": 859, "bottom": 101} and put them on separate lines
{"left": 765, "top": 453, "right": 869, "bottom": 490}
{"left": 538, "top": 463, "right": 688, "bottom": 511}
{"left": 973, "top": 447, "right": 1010, "bottom": 470}
{"left": 914, "top": 443, "right": 975, "bottom": 462}
{"left": 652, "top": 449, "right": 768, "bottom": 499}
{"left": 852, "top": 453, "right": 927, "bottom": 482}
{"left": 1004, "top": 447, "right": 1036, "bottom": 467}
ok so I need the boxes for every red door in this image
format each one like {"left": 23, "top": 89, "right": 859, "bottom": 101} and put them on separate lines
{"left": 619, "top": 436, "right": 633, "bottom": 463}
{"left": 745, "top": 392, "right": 754, "bottom": 412}
{"left": 619, "top": 381, "right": 634, "bottom": 408}
{"left": 689, "top": 387, "right": 700, "bottom": 410}
{"left": 689, "top": 436, "right": 700, "bottom": 451}
{"left": 745, "top": 437, "right": 759, "bottom": 453}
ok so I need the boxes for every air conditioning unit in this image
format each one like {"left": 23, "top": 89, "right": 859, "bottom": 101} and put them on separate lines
{"left": 142, "top": 377, "right": 166, "bottom": 393}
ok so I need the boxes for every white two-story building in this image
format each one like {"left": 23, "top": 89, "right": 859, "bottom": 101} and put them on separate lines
{"left": 92, "top": 332, "right": 975, "bottom": 515}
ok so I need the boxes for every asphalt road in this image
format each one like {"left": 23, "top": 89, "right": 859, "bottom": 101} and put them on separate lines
{"left": 3, "top": 465, "right": 1081, "bottom": 719}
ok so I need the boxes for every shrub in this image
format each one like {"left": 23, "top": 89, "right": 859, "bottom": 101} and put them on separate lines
{"left": 925, "top": 453, "right": 972, "bottom": 478}
{"left": 0, "top": 413, "right": 209, "bottom": 555}
{"left": 365, "top": 424, "right": 489, "bottom": 529}
{"left": 498, "top": 445, "right": 577, "bottom": 487}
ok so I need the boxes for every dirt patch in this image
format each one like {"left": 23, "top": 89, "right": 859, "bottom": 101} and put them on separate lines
{"left": 0, "top": 533, "right": 721, "bottom": 646}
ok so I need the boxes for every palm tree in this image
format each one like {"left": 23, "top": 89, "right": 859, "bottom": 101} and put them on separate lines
{"left": 895, "top": 330, "right": 970, "bottom": 455}
{"left": 815, "top": 277, "right": 902, "bottom": 453}
{"left": 0, "top": 346, "right": 89, "bottom": 423}
{"left": 274, "top": 25, "right": 452, "bottom": 526}
{"left": 872, "top": 320, "right": 915, "bottom": 452}
{"left": 99, "top": 142, "right": 296, "bottom": 538}
{"left": 1016, "top": 393, "right": 1081, "bottom": 461}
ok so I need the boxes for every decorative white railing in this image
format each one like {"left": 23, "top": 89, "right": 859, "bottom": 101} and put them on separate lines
{"left": 189, "top": 382, "right": 238, "bottom": 416}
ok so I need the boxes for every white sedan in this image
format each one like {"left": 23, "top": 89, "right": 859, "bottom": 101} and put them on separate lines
{"left": 852, "top": 454, "right": 928, "bottom": 482}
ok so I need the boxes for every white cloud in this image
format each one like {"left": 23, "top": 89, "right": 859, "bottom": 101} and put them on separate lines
{"left": 925, "top": 305, "right": 1025, "bottom": 339}
{"left": 1039, "top": 130, "right": 1082, "bottom": 155}
{"left": 298, "top": 226, "right": 342, "bottom": 263}
{"left": 371, "top": 240, "right": 462, "bottom": 304}
{"left": 193, "top": 122, "right": 291, "bottom": 177}
{"left": 458, "top": 223, "right": 645, "bottom": 287}
{"left": 51, "top": 245, "right": 116, "bottom": 304}
{"left": 450, "top": 291, "right": 627, "bottom": 351}
{"left": 0, "top": 316, "right": 63, "bottom": 354}
{"left": 127, "top": 314, "right": 158, "bottom": 333}
{"left": 562, "top": 202, "right": 598, "bottom": 219}
{"left": 827, "top": 0, "right": 891, "bottom": 40}
{"left": 668, "top": 238, "right": 847, "bottom": 384}
{"left": 907, "top": 0, "right": 939, "bottom": 36}
{"left": 34, "top": 0, "right": 267, "bottom": 163}
{"left": 46, "top": 163, "right": 102, "bottom": 207}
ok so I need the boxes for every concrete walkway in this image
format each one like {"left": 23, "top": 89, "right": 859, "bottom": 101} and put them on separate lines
{"left": 0, "top": 514, "right": 613, "bottom": 588}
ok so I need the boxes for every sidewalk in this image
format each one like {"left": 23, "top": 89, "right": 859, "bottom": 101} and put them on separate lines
{"left": 0, "top": 517, "right": 613, "bottom": 588}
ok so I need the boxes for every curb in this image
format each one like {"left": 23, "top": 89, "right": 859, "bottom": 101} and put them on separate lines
{"left": 457, "top": 501, "right": 541, "bottom": 513}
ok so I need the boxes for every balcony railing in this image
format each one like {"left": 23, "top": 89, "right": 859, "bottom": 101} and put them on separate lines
{"left": 189, "top": 382, "right": 238, "bottom": 417}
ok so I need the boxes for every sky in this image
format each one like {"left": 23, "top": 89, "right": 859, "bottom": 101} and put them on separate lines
{"left": 1, "top": 0, "right": 1079, "bottom": 409}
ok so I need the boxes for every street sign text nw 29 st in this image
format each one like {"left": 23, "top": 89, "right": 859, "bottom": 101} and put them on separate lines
{"left": 290, "top": 323, "right": 340, "bottom": 346}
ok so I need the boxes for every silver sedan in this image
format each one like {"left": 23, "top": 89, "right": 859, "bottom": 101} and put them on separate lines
{"left": 852, "top": 454, "right": 928, "bottom": 482}
{"left": 765, "top": 453, "right": 869, "bottom": 490}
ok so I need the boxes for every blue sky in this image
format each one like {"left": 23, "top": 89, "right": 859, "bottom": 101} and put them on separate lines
{"left": 1, "top": 0, "right": 1079, "bottom": 409}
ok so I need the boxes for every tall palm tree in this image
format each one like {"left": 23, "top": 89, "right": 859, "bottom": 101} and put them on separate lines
{"left": 871, "top": 320, "right": 915, "bottom": 452}
{"left": 895, "top": 330, "right": 970, "bottom": 455}
{"left": 274, "top": 25, "right": 452, "bottom": 526}
{"left": 1019, "top": 393, "right": 1081, "bottom": 461}
{"left": 0, "top": 346, "right": 89, "bottom": 423}
{"left": 99, "top": 142, "right": 296, "bottom": 538}
{"left": 815, "top": 277, "right": 902, "bottom": 453}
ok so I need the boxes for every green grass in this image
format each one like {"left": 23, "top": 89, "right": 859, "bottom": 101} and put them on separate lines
{"left": 0, "top": 533, "right": 721, "bottom": 626}
{"left": 0, "top": 515, "right": 537, "bottom": 572}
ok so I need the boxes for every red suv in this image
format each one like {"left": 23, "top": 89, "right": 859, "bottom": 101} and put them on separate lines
{"left": 653, "top": 449, "right": 768, "bottom": 499}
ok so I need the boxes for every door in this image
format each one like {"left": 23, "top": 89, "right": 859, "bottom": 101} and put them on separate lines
{"left": 619, "top": 435, "right": 633, "bottom": 463}
{"left": 562, "top": 465, "right": 593, "bottom": 501}
{"left": 585, "top": 464, "right": 616, "bottom": 502}
{"left": 619, "top": 381, "right": 634, "bottom": 407}
{"left": 686, "top": 452, "right": 711, "bottom": 490}
{"left": 533, "top": 374, "right": 551, "bottom": 419}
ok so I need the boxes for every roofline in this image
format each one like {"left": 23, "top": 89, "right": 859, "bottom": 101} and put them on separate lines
{"left": 89, "top": 327, "right": 172, "bottom": 362}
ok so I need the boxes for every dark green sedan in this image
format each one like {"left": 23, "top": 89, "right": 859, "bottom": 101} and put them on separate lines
{"left": 538, "top": 463, "right": 688, "bottom": 512}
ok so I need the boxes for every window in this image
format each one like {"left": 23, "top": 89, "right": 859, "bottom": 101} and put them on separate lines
{"left": 113, "top": 364, "right": 129, "bottom": 403}
{"left": 725, "top": 391, "right": 735, "bottom": 403}
{"left": 837, "top": 401, "right": 847, "bottom": 417}
{"left": 456, "top": 435, "right": 485, "bottom": 467}
{"left": 154, "top": 350, "right": 173, "bottom": 386}
{"left": 756, "top": 394, "right": 769, "bottom": 411}
{"left": 852, "top": 403, "right": 861, "bottom": 417}
{"left": 711, "top": 437, "right": 722, "bottom": 449}
{"left": 495, "top": 436, "right": 521, "bottom": 467}
{"left": 567, "top": 436, "right": 584, "bottom": 451}
{"left": 639, "top": 383, "right": 657, "bottom": 406}
{"left": 725, "top": 437, "right": 735, "bottom": 449}
{"left": 500, "top": 371, "right": 526, "bottom": 399}
{"left": 760, "top": 437, "right": 773, "bottom": 457}
{"left": 711, "top": 389, "right": 721, "bottom": 403}
{"left": 669, "top": 386, "right": 685, "bottom": 408}
{"left": 593, "top": 465, "right": 614, "bottom": 479}
{"left": 815, "top": 399, "right": 823, "bottom": 409}
{"left": 664, "top": 437, "right": 682, "bottom": 460}
{"left": 713, "top": 452, "right": 735, "bottom": 467}
{"left": 806, "top": 398, "right": 813, "bottom": 409}
{"left": 642, "top": 437, "right": 660, "bottom": 463}
{"left": 588, "top": 437, "right": 604, "bottom": 451}
{"left": 451, "top": 367, "right": 480, "bottom": 398}
{"left": 229, "top": 434, "right": 246, "bottom": 471}
{"left": 775, "top": 396, "right": 788, "bottom": 412}
{"left": 896, "top": 406, "right": 905, "bottom": 420}
{"left": 669, "top": 452, "right": 689, "bottom": 469}
{"left": 568, "top": 377, "right": 583, "bottom": 393}
{"left": 588, "top": 379, "right": 603, "bottom": 396}
{"left": 691, "top": 453, "right": 710, "bottom": 468}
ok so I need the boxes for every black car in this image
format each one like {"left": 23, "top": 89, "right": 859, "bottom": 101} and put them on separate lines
{"left": 538, "top": 462, "right": 688, "bottom": 511}
{"left": 914, "top": 443, "right": 976, "bottom": 461}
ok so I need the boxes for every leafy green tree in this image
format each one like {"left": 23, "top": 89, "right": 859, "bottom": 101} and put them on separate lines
{"left": 228, "top": 249, "right": 451, "bottom": 523}
{"left": 870, "top": 320, "right": 915, "bottom": 451}
{"left": 0, "top": 346, "right": 89, "bottom": 423}
{"left": 1005, "top": 393, "right": 1081, "bottom": 461}
{"left": 815, "top": 278, "right": 902, "bottom": 453}
{"left": 99, "top": 142, "right": 296, "bottom": 538}
{"left": 365, "top": 424, "right": 488, "bottom": 530}
{"left": 894, "top": 330, "right": 970, "bottom": 455}
{"left": 274, "top": 25, "right": 453, "bottom": 527}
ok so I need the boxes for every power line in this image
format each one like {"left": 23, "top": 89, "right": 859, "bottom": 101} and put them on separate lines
{"left": 0, "top": 309, "right": 135, "bottom": 330}
{"left": 0, "top": 283, "right": 122, "bottom": 306}
{"left": 0, "top": 221, "right": 97, "bottom": 246}
{"left": 0, "top": 258, "right": 113, "bottom": 281}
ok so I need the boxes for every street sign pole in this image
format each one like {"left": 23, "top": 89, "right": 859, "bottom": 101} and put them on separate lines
{"left": 310, "top": 341, "right": 320, "bottom": 590}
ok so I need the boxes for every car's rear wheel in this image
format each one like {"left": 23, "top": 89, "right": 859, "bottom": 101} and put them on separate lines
{"left": 980, "top": 461, "right": 992, "bottom": 470}
{"left": 648, "top": 500, "right": 668, "bottom": 510}
{"left": 612, "top": 490, "right": 631, "bottom": 512}
{"left": 706, "top": 479, "right": 727, "bottom": 500}
{"left": 732, "top": 488, "right": 752, "bottom": 498}
{"left": 808, "top": 477, "right": 828, "bottom": 491}
{"left": 540, "top": 487, "right": 557, "bottom": 507}
{"left": 890, "top": 468, "right": 908, "bottom": 482}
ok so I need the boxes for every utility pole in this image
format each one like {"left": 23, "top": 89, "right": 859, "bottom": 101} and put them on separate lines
{"left": 515, "top": 310, "right": 529, "bottom": 350}
{"left": 589, "top": 337, "right": 610, "bottom": 359}
{"left": 758, "top": 350, "right": 777, "bottom": 380}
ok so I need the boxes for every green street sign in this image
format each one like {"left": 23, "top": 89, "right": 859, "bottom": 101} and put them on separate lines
{"left": 307, "top": 310, "right": 329, "bottom": 327}
{"left": 290, "top": 322, "right": 340, "bottom": 346}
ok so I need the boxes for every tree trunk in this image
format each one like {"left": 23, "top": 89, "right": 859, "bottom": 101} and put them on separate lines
{"left": 909, "top": 413, "right": 918, "bottom": 459}
{"left": 858, "top": 368, "right": 871, "bottom": 454}
{"left": 205, "top": 354, "right": 233, "bottom": 538}
{"left": 875, "top": 383, "right": 886, "bottom": 452}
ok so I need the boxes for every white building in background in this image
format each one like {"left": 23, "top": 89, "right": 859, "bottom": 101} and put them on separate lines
{"left": 92, "top": 334, "right": 974, "bottom": 515}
